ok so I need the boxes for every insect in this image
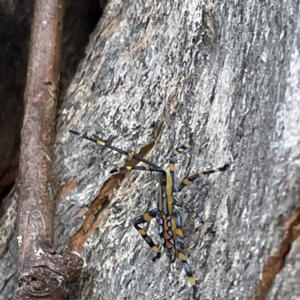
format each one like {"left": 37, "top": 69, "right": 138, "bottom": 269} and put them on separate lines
{"left": 69, "top": 130, "right": 229, "bottom": 298}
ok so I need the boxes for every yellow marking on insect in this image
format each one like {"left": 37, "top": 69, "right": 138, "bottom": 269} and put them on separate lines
{"left": 215, "top": 168, "right": 220, "bottom": 172}
{"left": 203, "top": 222, "right": 210, "bottom": 229}
{"left": 171, "top": 217, "right": 177, "bottom": 238}
{"left": 165, "top": 171, "right": 174, "bottom": 214}
{"left": 178, "top": 252, "right": 187, "bottom": 260}
{"left": 126, "top": 166, "right": 132, "bottom": 171}
{"left": 143, "top": 213, "right": 153, "bottom": 221}
{"left": 152, "top": 245, "right": 160, "bottom": 253}
{"left": 166, "top": 241, "right": 173, "bottom": 248}
{"left": 188, "top": 276, "right": 196, "bottom": 286}
{"left": 163, "top": 231, "right": 171, "bottom": 240}
{"left": 173, "top": 149, "right": 180, "bottom": 155}
{"left": 138, "top": 228, "right": 147, "bottom": 235}
{"left": 183, "top": 178, "right": 192, "bottom": 185}
{"left": 128, "top": 152, "right": 134, "bottom": 160}
{"left": 169, "top": 162, "right": 175, "bottom": 171}
{"left": 198, "top": 172, "right": 206, "bottom": 177}
{"left": 183, "top": 143, "right": 191, "bottom": 148}
{"left": 166, "top": 171, "right": 173, "bottom": 195}
{"left": 176, "top": 228, "right": 183, "bottom": 237}
{"left": 97, "top": 140, "right": 105, "bottom": 146}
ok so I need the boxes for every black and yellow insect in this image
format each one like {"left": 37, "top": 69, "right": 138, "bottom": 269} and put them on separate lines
{"left": 70, "top": 130, "right": 228, "bottom": 298}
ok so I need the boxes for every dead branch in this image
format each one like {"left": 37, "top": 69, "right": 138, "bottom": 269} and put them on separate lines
{"left": 15, "top": 1, "right": 83, "bottom": 299}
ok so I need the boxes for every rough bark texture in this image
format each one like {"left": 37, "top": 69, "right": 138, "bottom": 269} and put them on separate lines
{"left": 58, "top": 0, "right": 102, "bottom": 108}
{"left": 53, "top": 0, "right": 300, "bottom": 299}
{"left": 1, "top": 0, "right": 300, "bottom": 299}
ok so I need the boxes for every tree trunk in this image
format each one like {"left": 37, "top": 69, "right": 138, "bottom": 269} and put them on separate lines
{"left": 2, "top": 0, "right": 300, "bottom": 299}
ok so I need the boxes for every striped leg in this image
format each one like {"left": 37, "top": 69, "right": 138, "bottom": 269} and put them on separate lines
{"left": 110, "top": 141, "right": 192, "bottom": 175}
{"left": 174, "top": 200, "right": 215, "bottom": 235}
{"left": 169, "top": 143, "right": 192, "bottom": 167}
{"left": 169, "top": 143, "right": 191, "bottom": 191}
{"left": 110, "top": 165, "right": 163, "bottom": 174}
{"left": 176, "top": 164, "right": 229, "bottom": 192}
{"left": 133, "top": 208, "right": 161, "bottom": 262}
{"left": 173, "top": 208, "right": 197, "bottom": 298}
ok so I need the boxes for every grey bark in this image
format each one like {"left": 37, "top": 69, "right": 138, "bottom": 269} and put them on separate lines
{"left": 1, "top": 0, "right": 300, "bottom": 299}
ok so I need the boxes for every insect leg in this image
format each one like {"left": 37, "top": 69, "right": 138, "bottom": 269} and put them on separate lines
{"left": 176, "top": 164, "right": 229, "bottom": 192}
{"left": 173, "top": 200, "right": 215, "bottom": 234}
{"left": 133, "top": 208, "right": 161, "bottom": 262}
{"left": 169, "top": 143, "right": 192, "bottom": 167}
{"left": 174, "top": 209, "right": 197, "bottom": 297}
{"left": 169, "top": 142, "right": 191, "bottom": 191}
{"left": 110, "top": 165, "right": 163, "bottom": 174}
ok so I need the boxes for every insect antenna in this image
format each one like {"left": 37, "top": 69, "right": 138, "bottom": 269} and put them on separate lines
{"left": 69, "top": 130, "right": 163, "bottom": 171}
